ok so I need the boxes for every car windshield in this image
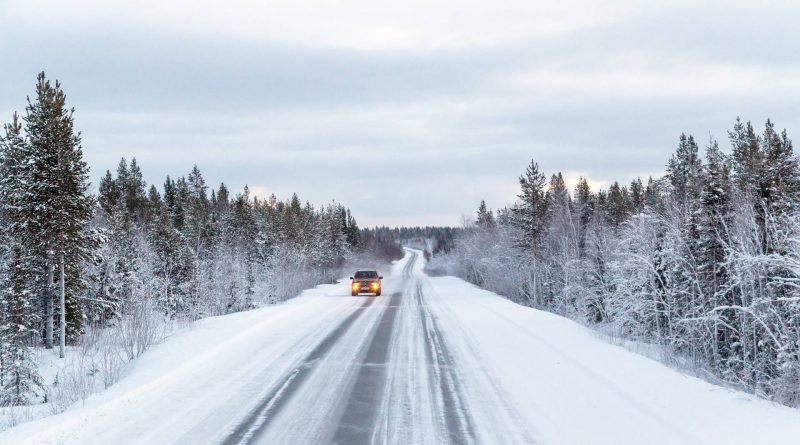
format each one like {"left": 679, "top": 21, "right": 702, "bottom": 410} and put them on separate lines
{"left": 354, "top": 271, "right": 378, "bottom": 279}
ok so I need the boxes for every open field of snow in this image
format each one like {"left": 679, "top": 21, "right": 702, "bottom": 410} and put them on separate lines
{"left": 1, "top": 249, "right": 799, "bottom": 445}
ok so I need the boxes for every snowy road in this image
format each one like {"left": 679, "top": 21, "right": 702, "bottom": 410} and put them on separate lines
{"left": 3, "top": 249, "right": 800, "bottom": 445}
{"left": 217, "top": 250, "right": 512, "bottom": 445}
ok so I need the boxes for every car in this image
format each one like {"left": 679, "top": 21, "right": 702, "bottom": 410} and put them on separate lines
{"left": 350, "top": 270, "right": 383, "bottom": 296}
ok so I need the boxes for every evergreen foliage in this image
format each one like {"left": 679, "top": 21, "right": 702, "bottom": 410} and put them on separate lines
{"left": 0, "top": 73, "right": 363, "bottom": 406}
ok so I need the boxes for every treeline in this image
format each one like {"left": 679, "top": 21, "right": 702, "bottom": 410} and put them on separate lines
{"left": 362, "top": 226, "right": 460, "bottom": 258}
{"left": 0, "top": 73, "right": 361, "bottom": 407}
{"left": 431, "top": 119, "right": 800, "bottom": 407}
{"left": 358, "top": 228, "right": 405, "bottom": 262}
{"left": 94, "top": 161, "right": 359, "bottom": 321}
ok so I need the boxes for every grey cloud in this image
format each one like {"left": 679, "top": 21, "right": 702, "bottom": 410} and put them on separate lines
{"left": 0, "top": 31, "right": 524, "bottom": 113}
{"left": 3, "top": 2, "right": 800, "bottom": 226}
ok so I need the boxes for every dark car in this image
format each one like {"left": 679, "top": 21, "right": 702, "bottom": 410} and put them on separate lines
{"left": 350, "top": 270, "right": 383, "bottom": 296}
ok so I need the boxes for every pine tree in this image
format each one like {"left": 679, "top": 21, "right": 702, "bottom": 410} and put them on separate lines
{"left": 146, "top": 185, "right": 162, "bottom": 223}
{"left": 185, "top": 166, "right": 210, "bottom": 253}
{"left": 629, "top": 177, "right": 645, "bottom": 214}
{"left": 344, "top": 209, "right": 361, "bottom": 247}
{"left": 728, "top": 117, "right": 762, "bottom": 198}
{"left": 116, "top": 157, "right": 130, "bottom": 205}
{"left": 666, "top": 133, "right": 703, "bottom": 212}
{"left": 317, "top": 204, "right": 349, "bottom": 269}
{"left": 0, "top": 245, "right": 43, "bottom": 405}
{"left": 215, "top": 183, "right": 230, "bottom": 214}
{"left": 644, "top": 176, "right": 662, "bottom": 211}
{"left": 151, "top": 205, "right": 188, "bottom": 317}
{"left": 125, "top": 158, "right": 147, "bottom": 220}
{"left": 574, "top": 176, "right": 594, "bottom": 257}
{"left": 476, "top": 200, "right": 496, "bottom": 229}
{"left": 23, "top": 72, "right": 95, "bottom": 355}
{"left": 105, "top": 206, "right": 137, "bottom": 321}
{"left": 547, "top": 173, "right": 571, "bottom": 218}
{"left": 729, "top": 119, "right": 770, "bottom": 252}
{"left": 0, "top": 113, "right": 43, "bottom": 404}
{"left": 173, "top": 177, "right": 189, "bottom": 232}
{"left": 761, "top": 121, "right": 800, "bottom": 221}
{"left": 513, "top": 160, "right": 549, "bottom": 251}
{"left": 163, "top": 176, "right": 177, "bottom": 215}
{"left": 6, "top": 85, "right": 55, "bottom": 348}
{"left": 98, "top": 170, "right": 120, "bottom": 215}
{"left": 0, "top": 113, "right": 31, "bottom": 241}
{"left": 606, "top": 181, "right": 630, "bottom": 227}
{"left": 698, "top": 139, "right": 737, "bottom": 371}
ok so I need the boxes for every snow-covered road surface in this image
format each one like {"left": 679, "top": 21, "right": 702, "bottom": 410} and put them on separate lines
{"left": 2, "top": 249, "right": 800, "bottom": 445}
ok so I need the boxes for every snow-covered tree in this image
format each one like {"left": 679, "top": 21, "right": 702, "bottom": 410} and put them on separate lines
{"left": 24, "top": 72, "right": 95, "bottom": 355}
{"left": 429, "top": 119, "right": 800, "bottom": 407}
{"left": 476, "top": 200, "right": 496, "bottom": 229}
{"left": 0, "top": 113, "right": 43, "bottom": 405}
{"left": 0, "top": 74, "right": 364, "bottom": 409}
{"left": 0, "top": 245, "right": 43, "bottom": 406}
{"left": 513, "top": 160, "right": 550, "bottom": 251}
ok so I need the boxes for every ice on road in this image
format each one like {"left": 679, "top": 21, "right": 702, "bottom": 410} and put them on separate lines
{"left": 2, "top": 249, "right": 800, "bottom": 445}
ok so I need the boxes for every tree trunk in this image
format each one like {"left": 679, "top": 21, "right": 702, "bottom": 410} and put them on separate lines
{"left": 45, "top": 262, "right": 54, "bottom": 349}
{"left": 59, "top": 252, "right": 66, "bottom": 359}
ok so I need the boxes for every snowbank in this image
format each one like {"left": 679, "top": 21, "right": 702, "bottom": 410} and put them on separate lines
{"left": 424, "top": 274, "right": 800, "bottom": 445}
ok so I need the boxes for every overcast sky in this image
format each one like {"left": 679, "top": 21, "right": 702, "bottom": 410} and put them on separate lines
{"left": 1, "top": 0, "right": 799, "bottom": 226}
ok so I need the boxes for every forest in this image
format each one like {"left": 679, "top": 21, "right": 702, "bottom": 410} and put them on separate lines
{"left": 0, "top": 73, "right": 370, "bottom": 409}
{"left": 429, "top": 120, "right": 800, "bottom": 407}
{"left": 4, "top": 71, "right": 800, "bottom": 417}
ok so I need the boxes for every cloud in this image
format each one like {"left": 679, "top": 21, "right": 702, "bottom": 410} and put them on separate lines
{"left": 2, "top": 0, "right": 800, "bottom": 226}
{"left": 1, "top": 0, "right": 631, "bottom": 50}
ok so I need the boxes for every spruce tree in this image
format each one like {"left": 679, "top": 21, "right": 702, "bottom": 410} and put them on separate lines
{"left": 98, "top": 170, "right": 119, "bottom": 215}
{"left": 761, "top": 121, "right": 800, "bottom": 220}
{"left": 666, "top": 133, "right": 703, "bottom": 212}
{"left": 476, "top": 200, "right": 496, "bottom": 229}
{"left": 0, "top": 245, "right": 43, "bottom": 405}
{"left": 644, "top": 176, "right": 662, "bottom": 211}
{"left": 185, "top": 165, "right": 210, "bottom": 255}
{"left": 125, "top": 158, "right": 147, "bottom": 220}
{"left": 344, "top": 209, "right": 361, "bottom": 247}
{"left": 629, "top": 178, "right": 645, "bottom": 214}
{"left": 728, "top": 118, "right": 763, "bottom": 198}
{"left": 24, "top": 72, "right": 95, "bottom": 355}
{"left": 105, "top": 205, "right": 137, "bottom": 321}
{"left": 606, "top": 181, "right": 630, "bottom": 227}
{"left": 698, "top": 139, "right": 737, "bottom": 371}
{"left": 547, "top": 173, "right": 571, "bottom": 219}
{"left": 0, "top": 113, "right": 43, "bottom": 403}
{"left": 163, "top": 176, "right": 177, "bottom": 215}
{"left": 151, "top": 205, "right": 186, "bottom": 317}
{"left": 146, "top": 184, "right": 162, "bottom": 225}
{"left": 215, "top": 183, "right": 230, "bottom": 214}
{"left": 574, "top": 177, "right": 594, "bottom": 257}
{"left": 513, "top": 160, "right": 549, "bottom": 251}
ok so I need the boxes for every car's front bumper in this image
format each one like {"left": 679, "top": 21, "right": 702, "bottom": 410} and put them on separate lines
{"left": 352, "top": 282, "right": 381, "bottom": 294}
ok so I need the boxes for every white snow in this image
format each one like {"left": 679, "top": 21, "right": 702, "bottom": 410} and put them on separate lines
{"left": 0, "top": 274, "right": 390, "bottom": 445}
{"left": 1, "top": 250, "right": 799, "bottom": 445}
{"left": 421, "top": 270, "right": 800, "bottom": 445}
